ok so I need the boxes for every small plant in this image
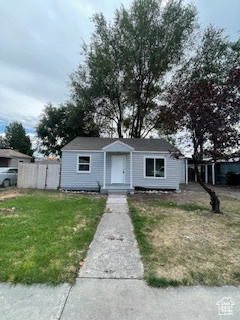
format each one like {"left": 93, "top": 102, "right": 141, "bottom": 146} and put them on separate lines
{"left": 96, "top": 181, "right": 102, "bottom": 193}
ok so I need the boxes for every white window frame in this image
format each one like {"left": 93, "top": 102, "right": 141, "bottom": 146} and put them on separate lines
{"left": 77, "top": 154, "right": 91, "bottom": 173}
{"left": 144, "top": 156, "right": 166, "bottom": 179}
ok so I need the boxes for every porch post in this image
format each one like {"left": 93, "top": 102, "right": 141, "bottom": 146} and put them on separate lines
{"left": 103, "top": 151, "right": 106, "bottom": 189}
{"left": 130, "top": 152, "right": 133, "bottom": 189}
{"left": 205, "top": 164, "right": 208, "bottom": 184}
{"left": 212, "top": 163, "right": 215, "bottom": 185}
{"left": 185, "top": 158, "right": 188, "bottom": 185}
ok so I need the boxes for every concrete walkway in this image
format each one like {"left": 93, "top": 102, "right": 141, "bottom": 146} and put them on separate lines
{"left": 1, "top": 194, "right": 240, "bottom": 319}
{"left": 78, "top": 195, "right": 143, "bottom": 279}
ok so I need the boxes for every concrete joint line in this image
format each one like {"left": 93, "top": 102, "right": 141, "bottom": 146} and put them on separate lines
{"left": 76, "top": 277, "right": 143, "bottom": 281}
{"left": 51, "top": 284, "right": 72, "bottom": 320}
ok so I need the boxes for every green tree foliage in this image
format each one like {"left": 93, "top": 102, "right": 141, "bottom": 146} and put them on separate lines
{"left": 70, "top": 0, "right": 197, "bottom": 138}
{"left": 36, "top": 102, "right": 99, "bottom": 156}
{"left": 0, "top": 136, "right": 9, "bottom": 149}
{"left": 161, "top": 26, "right": 240, "bottom": 212}
{"left": 5, "top": 121, "right": 33, "bottom": 156}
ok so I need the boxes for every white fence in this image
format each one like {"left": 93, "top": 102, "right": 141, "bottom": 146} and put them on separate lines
{"left": 17, "top": 163, "right": 61, "bottom": 190}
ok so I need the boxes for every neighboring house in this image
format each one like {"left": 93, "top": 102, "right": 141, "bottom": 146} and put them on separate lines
{"left": 0, "top": 149, "right": 32, "bottom": 167}
{"left": 35, "top": 157, "right": 61, "bottom": 165}
{"left": 218, "top": 158, "right": 240, "bottom": 184}
{"left": 188, "top": 156, "right": 240, "bottom": 185}
{"left": 61, "top": 137, "right": 187, "bottom": 194}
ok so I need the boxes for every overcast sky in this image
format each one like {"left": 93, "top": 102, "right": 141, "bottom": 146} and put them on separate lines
{"left": 0, "top": 0, "right": 239, "bottom": 135}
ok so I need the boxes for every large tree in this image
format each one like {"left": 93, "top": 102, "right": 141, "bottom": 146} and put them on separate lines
{"left": 0, "top": 136, "right": 9, "bottom": 149}
{"left": 5, "top": 121, "right": 33, "bottom": 156}
{"left": 70, "top": 0, "right": 197, "bottom": 138}
{"left": 36, "top": 102, "right": 99, "bottom": 156}
{"left": 161, "top": 27, "right": 240, "bottom": 213}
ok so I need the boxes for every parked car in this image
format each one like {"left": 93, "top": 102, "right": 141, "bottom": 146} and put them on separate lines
{"left": 0, "top": 167, "right": 18, "bottom": 188}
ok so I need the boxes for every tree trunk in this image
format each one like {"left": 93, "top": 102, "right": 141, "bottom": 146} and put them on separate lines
{"left": 193, "top": 160, "right": 221, "bottom": 213}
{"left": 117, "top": 119, "right": 123, "bottom": 138}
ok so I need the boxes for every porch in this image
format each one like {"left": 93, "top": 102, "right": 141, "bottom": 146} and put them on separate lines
{"left": 101, "top": 141, "right": 134, "bottom": 194}
{"left": 100, "top": 184, "right": 135, "bottom": 195}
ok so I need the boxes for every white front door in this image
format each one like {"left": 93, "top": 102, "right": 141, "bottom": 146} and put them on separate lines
{"left": 111, "top": 155, "right": 126, "bottom": 184}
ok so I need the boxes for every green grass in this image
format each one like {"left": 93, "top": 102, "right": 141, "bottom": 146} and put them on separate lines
{"left": 152, "top": 200, "right": 209, "bottom": 212}
{"left": 147, "top": 275, "right": 182, "bottom": 288}
{"left": 129, "top": 197, "right": 240, "bottom": 288}
{"left": 0, "top": 191, "right": 106, "bottom": 285}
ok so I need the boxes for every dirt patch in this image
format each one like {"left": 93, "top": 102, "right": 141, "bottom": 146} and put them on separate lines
{"left": 129, "top": 190, "right": 240, "bottom": 286}
{"left": 130, "top": 186, "right": 240, "bottom": 215}
{"left": 0, "top": 189, "right": 24, "bottom": 202}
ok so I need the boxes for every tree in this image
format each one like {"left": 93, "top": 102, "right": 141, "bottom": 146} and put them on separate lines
{"left": 70, "top": 0, "right": 197, "bottom": 138}
{"left": 161, "top": 26, "right": 240, "bottom": 213}
{"left": 36, "top": 102, "right": 99, "bottom": 156}
{"left": 5, "top": 121, "right": 33, "bottom": 156}
{"left": 0, "top": 136, "right": 9, "bottom": 149}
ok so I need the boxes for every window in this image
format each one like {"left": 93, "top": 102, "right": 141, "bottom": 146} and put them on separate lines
{"left": 77, "top": 156, "right": 91, "bottom": 173}
{"left": 145, "top": 157, "right": 165, "bottom": 178}
{"left": 8, "top": 169, "right": 18, "bottom": 173}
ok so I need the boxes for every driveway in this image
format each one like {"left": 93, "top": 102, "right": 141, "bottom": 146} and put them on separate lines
{"left": 181, "top": 182, "right": 240, "bottom": 200}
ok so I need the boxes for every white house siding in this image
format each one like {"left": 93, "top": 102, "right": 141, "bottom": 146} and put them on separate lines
{"left": 132, "top": 152, "right": 181, "bottom": 190}
{"left": 105, "top": 153, "right": 130, "bottom": 185}
{"left": 10, "top": 157, "right": 31, "bottom": 167}
{"left": 179, "top": 158, "right": 186, "bottom": 184}
{"left": 61, "top": 151, "right": 104, "bottom": 190}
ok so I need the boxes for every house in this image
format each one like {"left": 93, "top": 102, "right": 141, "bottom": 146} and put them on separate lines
{"left": 0, "top": 149, "right": 32, "bottom": 167}
{"left": 187, "top": 156, "right": 240, "bottom": 185}
{"left": 61, "top": 137, "right": 187, "bottom": 194}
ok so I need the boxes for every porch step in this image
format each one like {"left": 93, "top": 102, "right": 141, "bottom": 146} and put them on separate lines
{"left": 108, "top": 189, "right": 128, "bottom": 195}
{"left": 100, "top": 187, "right": 135, "bottom": 195}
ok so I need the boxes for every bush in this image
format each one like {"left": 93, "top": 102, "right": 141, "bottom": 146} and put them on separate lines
{"left": 226, "top": 171, "right": 240, "bottom": 186}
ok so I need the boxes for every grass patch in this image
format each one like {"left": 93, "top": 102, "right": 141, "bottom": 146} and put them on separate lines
{"left": 0, "top": 190, "right": 106, "bottom": 285}
{"left": 147, "top": 275, "right": 182, "bottom": 288}
{"left": 129, "top": 196, "right": 240, "bottom": 287}
{"left": 152, "top": 200, "right": 209, "bottom": 212}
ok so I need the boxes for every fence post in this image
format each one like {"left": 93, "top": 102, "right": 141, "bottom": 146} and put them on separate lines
{"left": 45, "top": 165, "right": 48, "bottom": 190}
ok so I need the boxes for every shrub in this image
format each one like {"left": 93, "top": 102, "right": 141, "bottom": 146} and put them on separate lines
{"left": 226, "top": 171, "right": 240, "bottom": 186}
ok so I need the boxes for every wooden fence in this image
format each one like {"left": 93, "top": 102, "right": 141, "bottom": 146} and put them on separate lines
{"left": 17, "top": 163, "right": 61, "bottom": 190}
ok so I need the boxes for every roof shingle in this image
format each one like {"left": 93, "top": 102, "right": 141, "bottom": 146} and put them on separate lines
{"left": 61, "top": 137, "right": 180, "bottom": 153}
{"left": 0, "top": 149, "right": 32, "bottom": 159}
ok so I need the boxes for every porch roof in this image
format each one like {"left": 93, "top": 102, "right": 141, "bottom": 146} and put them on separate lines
{"left": 62, "top": 137, "right": 180, "bottom": 153}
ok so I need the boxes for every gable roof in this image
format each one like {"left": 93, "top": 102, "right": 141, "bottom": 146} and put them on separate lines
{"left": 0, "top": 149, "right": 32, "bottom": 159}
{"left": 62, "top": 137, "right": 180, "bottom": 153}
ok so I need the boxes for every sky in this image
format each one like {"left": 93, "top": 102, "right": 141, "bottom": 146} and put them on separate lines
{"left": 0, "top": 0, "right": 239, "bottom": 136}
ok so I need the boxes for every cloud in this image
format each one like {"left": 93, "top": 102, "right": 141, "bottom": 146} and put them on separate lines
{"left": 185, "top": 0, "right": 239, "bottom": 40}
{"left": 0, "top": 0, "right": 132, "bottom": 133}
{"left": 0, "top": 0, "right": 238, "bottom": 137}
{"left": 0, "top": 84, "right": 44, "bottom": 129}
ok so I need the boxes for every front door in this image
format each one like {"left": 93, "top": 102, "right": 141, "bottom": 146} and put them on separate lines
{"left": 111, "top": 155, "right": 126, "bottom": 184}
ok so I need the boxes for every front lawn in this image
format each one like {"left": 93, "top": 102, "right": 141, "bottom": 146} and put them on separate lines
{"left": 129, "top": 193, "right": 240, "bottom": 287}
{"left": 0, "top": 190, "right": 106, "bottom": 285}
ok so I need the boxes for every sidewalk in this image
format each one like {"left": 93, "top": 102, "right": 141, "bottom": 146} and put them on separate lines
{"left": 78, "top": 195, "right": 143, "bottom": 279}
{"left": 0, "top": 195, "right": 240, "bottom": 320}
